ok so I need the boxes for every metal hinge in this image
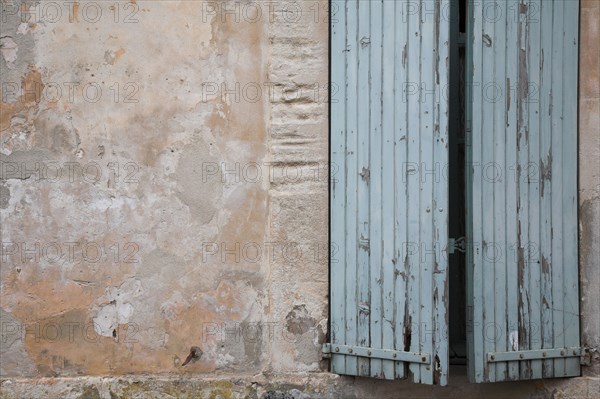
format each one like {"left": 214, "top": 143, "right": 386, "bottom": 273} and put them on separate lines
{"left": 447, "top": 237, "right": 466, "bottom": 254}
{"left": 322, "top": 343, "right": 431, "bottom": 364}
{"left": 487, "top": 348, "right": 582, "bottom": 363}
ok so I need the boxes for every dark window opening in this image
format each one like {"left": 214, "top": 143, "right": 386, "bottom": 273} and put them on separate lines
{"left": 459, "top": 0, "right": 467, "bottom": 33}
{"left": 449, "top": 0, "right": 468, "bottom": 367}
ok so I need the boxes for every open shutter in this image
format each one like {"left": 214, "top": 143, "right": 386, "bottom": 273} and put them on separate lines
{"left": 328, "top": 0, "right": 450, "bottom": 385}
{"left": 465, "top": 0, "right": 580, "bottom": 382}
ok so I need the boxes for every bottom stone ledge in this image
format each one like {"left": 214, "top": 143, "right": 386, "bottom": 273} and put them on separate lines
{"left": 1, "top": 372, "right": 599, "bottom": 399}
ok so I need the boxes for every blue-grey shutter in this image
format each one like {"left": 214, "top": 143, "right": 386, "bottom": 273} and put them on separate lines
{"left": 328, "top": 0, "right": 450, "bottom": 385}
{"left": 465, "top": 0, "right": 581, "bottom": 382}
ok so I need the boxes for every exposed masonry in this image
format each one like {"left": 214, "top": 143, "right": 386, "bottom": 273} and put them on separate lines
{"left": 0, "top": 0, "right": 598, "bottom": 397}
{"left": 266, "top": 0, "right": 329, "bottom": 373}
{"left": 1, "top": 374, "right": 599, "bottom": 399}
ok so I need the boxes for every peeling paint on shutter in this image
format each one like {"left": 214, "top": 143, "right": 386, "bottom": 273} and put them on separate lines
{"left": 329, "top": 0, "right": 450, "bottom": 385}
{"left": 465, "top": 0, "right": 580, "bottom": 383}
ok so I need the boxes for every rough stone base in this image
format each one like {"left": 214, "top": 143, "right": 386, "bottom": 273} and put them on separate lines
{"left": 2, "top": 373, "right": 599, "bottom": 399}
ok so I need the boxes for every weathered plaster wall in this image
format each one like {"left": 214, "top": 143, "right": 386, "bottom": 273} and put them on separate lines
{"left": 1, "top": 0, "right": 273, "bottom": 376}
{"left": 0, "top": 0, "right": 598, "bottom": 398}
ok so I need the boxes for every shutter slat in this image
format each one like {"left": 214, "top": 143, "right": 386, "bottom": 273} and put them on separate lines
{"left": 392, "top": 0, "right": 409, "bottom": 380}
{"left": 433, "top": 0, "right": 451, "bottom": 385}
{"left": 525, "top": 0, "right": 543, "bottom": 381}
{"left": 418, "top": 0, "right": 435, "bottom": 385}
{"left": 344, "top": 0, "right": 359, "bottom": 377}
{"left": 356, "top": 0, "right": 371, "bottom": 378}
{"left": 368, "top": 0, "right": 383, "bottom": 379}
{"left": 481, "top": 0, "right": 499, "bottom": 381}
{"left": 492, "top": 0, "right": 509, "bottom": 382}
{"left": 539, "top": 0, "right": 555, "bottom": 379}
{"left": 516, "top": 0, "right": 533, "bottom": 379}
{"left": 550, "top": 0, "right": 566, "bottom": 378}
{"left": 406, "top": 0, "right": 423, "bottom": 384}
{"left": 381, "top": 0, "right": 396, "bottom": 380}
{"left": 505, "top": 0, "right": 521, "bottom": 381}
{"left": 466, "top": 0, "right": 486, "bottom": 383}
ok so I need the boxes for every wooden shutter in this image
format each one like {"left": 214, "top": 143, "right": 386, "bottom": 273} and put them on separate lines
{"left": 465, "top": 0, "right": 581, "bottom": 382}
{"left": 327, "top": 0, "right": 450, "bottom": 385}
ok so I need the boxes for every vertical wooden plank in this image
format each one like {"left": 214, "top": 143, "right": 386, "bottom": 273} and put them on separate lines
{"left": 393, "top": 0, "right": 409, "bottom": 381}
{"left": 406, "top": 0, "right": 422, "bottom": 384}
{"left": 538, "top": 0, "right": 554, "bottom": 379}
{"left": 418, "top": 0, "right": 436, "bottom": 385}
{"left": 522, "top": 0, "right": 543, "bottom": 381}
{"left": 356, "top": 0, "right": 371, "bottom": 378}
{"left": 344, "top": 0, "right": 359, "bottom": 377}
{"left": 516, "top": 0, "right": 533, "bottom": 380}
{"left": 467, "top": 0, "right": 486, "bottom": 383}
{"left": 465, "top": 0, "right": 475, "bottom": 381}
{"left": 562, "top": 0, "right": 580, "bottom": 378}
{"left": 433, "top": 0, "right": 450, "bottom": 386}
{"left": 492, "top": 0, "right": 508, "bottom": 383}
{"left": 505, "top": 0, "right": 521, "bottom": 381}
{"left": 550, "top": 0, "right": 565, "bottom": 377}
{"left": 330, "top": 0, "right": 347, "bottom": 376}
{"left": 368, "top": 0, "right": 384, "bottom": 379}
{"left": 481, "top": 0, "right": 497, "bottom": 382}
{"left": 380, "top": 0, "right": 396, "bottom": 380}
{"left": 520, "top": 0, "right": 543, "bottom": 378}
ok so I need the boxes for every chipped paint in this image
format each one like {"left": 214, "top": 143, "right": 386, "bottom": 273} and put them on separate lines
{"left": 509, "top": 331, "right": 519, "bottom": 352}
{"left": 359, "top": 166, "right": 370, "bottom": 184}
{"left": 540, "top": 151, "right": 553, "bottom": 195}
{"left": 0, "top": 37, "right": 18, "bottom": 69}
{"left": 482, "top": 34, "right": 492, "bottom": 47}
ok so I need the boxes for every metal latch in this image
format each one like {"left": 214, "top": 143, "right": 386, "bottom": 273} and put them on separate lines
{"left": 580, "top": 347, "right": 595, "bottom": 366}
{"left": 447, "top": 237, "right": 466, "bottom": 254}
